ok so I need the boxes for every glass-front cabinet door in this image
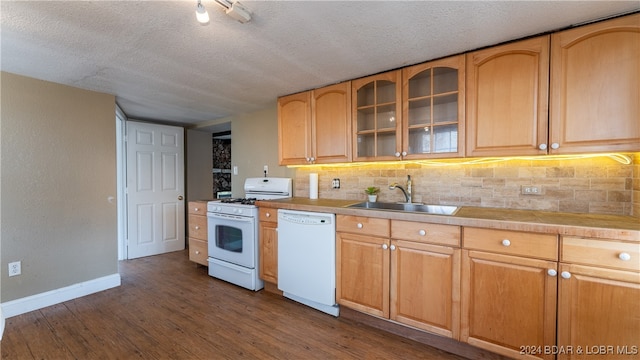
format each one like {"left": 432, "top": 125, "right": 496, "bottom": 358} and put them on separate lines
{"left": 402, "top": 55, "right": 465, "bottom": 159}
{"left": 352, "top": 70, "right": 402, "bottom": 161}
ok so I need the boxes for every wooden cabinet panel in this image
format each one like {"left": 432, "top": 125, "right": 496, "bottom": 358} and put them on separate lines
{"left": 391, "top": 240, "right": 460, "bottom": 339}
{"left": 312, "top": 82, "right": 352, "bottom": 163}
{"left": 188, "top": 238, "right": 208, "bottom": 266}
{"left": 461, "top": 250, "right": 557, "bottom": 360}
{"left": 561, "top": 236, "right": 640, "bottom": 272}
{"left": 391, "top": 220, "right": 460, "bottom": 246}
{"left": 259, "top": 207, "right": 277, "bottom": 223}
{"left": 259, "top": 220, "right": 278, "bottom": 284}
{"left": 463, "top": 227, "right": 558, "bottom": 260}
{"left": 188, "top": 201, "right": 208, "bottom": 265}
{"left": 466, "top": 35, "right": 550, "bottom": 157}
{"left": 336, "top": 231, "right": 389, "bottom": 318}
{"left": 557, "top": 263, "right": 640, "bottom": 360}
{"left": 336, "top": 214, "right": 390, "bottom": 237}
{"left": 278, "top": 92, "right": 311, "bottom": 165}
{"left": 550, "top": 13, "right": 640, "bottom": 154}
{"left": 187, "top": 214, "right": 207, "bottom": 240}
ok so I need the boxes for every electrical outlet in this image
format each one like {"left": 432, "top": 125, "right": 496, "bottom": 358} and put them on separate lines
{"left": 8, "top": 261, "right": 21, "bottom": 277}
{"left": 263, "top": 165, "right": 268, "bottom": 174}
{"left": 521, "top": 185, "right": 542, "bottom": 195}
{"left": 332, "top": 178, "right": 341, "bottom": 189}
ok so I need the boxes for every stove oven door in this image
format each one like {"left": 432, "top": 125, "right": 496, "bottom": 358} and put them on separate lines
{"left": 207, "top": 213, "right": 256, "bottom": 269}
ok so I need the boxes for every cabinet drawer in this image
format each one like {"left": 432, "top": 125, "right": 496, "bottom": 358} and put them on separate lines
{"left": 463, "top": 227, "right": 558, "bottom": 260}
{"left": 259, "top": 207, "right": 278, "bottom": 223}
{"left": 188, "top": 214, "right": 207, "bottom": 240}
{"left": 391, "top": 220, "right": 460, "bottom": 247}
{"left": 337, "top": 215, "right": 389, "bottom": 237}
{"left": 189, "top": 238, "right": 208, "bottom": 266}
{"left": 188, "top": 201, "right": 208, "bottom": 215}
{"left": 561, "top": 236, "right": 640, "bottom": 272}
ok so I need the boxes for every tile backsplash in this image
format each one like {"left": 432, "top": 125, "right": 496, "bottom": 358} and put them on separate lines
{"left": 294, "top": 153, "right": 640, "bottom": 218}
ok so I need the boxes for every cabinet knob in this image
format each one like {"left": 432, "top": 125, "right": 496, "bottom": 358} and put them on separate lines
{"left": 418, "top": 229, "right": 426, "bottom": 236}
{"left": 195, "top": 250, "right": 200, "bottom": 255}
{"left": 551, "top": 143, "right": 560, "bottom": 150}
{"left": 382, "top": 244, "right": 388, "bottom": 250}
{"left": 619, "top": 252, "right": 631, "bottom": 261}
{"left": 390, "top": 244, "right": 396, "bottom": 251}
{"left": 561, "top": 271, "right": 572, "bottom": 279}
{"left": 394, "top": 152, "right": 401, "bottom": 157}
{"left": 401, "top": 151, "right": 407, "bottom": 156}
{"left": 547, "top": 269, "right": 557, "bottom": 277}
{"left": 310, "top": 157, "right": 315, "bottom": 162}
{"left": 194, "top": 208, "right": 199, "bottom": 211}
{"left": 538, "top": 144, "right": 547, "bottom": 150}
{"left": 195, "top": 226, "right": 200, "bottom": 230}
{"left": 357, "top": 223, "right": 363, "bottom": 229}
{"left": 266, "top": 212, "right": 271, "bottom": 217}
{"left": 501, "top": 239, "right": 511, "bottom": 247}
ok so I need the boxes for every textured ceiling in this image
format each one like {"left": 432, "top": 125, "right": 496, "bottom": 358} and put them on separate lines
{"left": 2, "top": 1, "right": 638, "bottom": 132}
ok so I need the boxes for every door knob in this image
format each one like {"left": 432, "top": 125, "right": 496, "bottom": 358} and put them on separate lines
{"left": 178, "top": 196, "right": 184, "bottom": 200}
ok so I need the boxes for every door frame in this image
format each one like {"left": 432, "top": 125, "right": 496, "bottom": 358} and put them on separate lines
{"left": 116, "top": 105, "right": 128, "bottom": 260}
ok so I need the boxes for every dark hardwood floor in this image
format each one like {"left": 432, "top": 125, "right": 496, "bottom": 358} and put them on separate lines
{"left": 1, "top": 250, "right": 469, "bottom": 359}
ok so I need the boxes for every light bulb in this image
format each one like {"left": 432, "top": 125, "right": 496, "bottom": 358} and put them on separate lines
{"left": 196, "top": 1, "right": 210, "bottom": 25}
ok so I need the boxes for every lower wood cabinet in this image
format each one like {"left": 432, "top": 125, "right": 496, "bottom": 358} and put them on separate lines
{"left": 461, "top": 228, "right": 558, "bottom": 360}
{"left": 557, "top": 236, "right": 640, "bottom": 360}
{"left": 337, "top": 215, "right": 461, "bottom": 339}
{"left": 188, "top": 201, "right": 209, "bottom": 266}
{"left": 258, "top": 207, "right": 278, "bottom": 284}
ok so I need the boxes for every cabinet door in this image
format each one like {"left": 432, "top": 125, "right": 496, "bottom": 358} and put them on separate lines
{"left": 258, "top": 221, "right": 278, "bottom": 284}
{"left": 336, "top": 232, "right": 389, "bottom": 318}
{"left": 352, "top": 70, "right": 402, "bottom": 161}
{"left": 402, "top": 55, "right": 465, "bottom": 159}
{"left": 466, "top": 35, "right": 550, "bottom": 157}
{"left": 312, "top": 82, "right": 352, "bottom": 163}
{"left": 557, "top": 263, "right": 640, "bottom": 360}
{"left": 278, "top": 91, "right": 311, "bottom": 165}
{"left": 461, "top": 250, "right": 557, "bottom": 360}
{"left": 550, "top": 13, "right": 640, "bottom": 154}
{"left": 391, "top": 240, "right": 460, "bottom": 339}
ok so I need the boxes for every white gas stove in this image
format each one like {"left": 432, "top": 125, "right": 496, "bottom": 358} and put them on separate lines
{"left": 206, "top": 177, "right": 291, "bottom": 290}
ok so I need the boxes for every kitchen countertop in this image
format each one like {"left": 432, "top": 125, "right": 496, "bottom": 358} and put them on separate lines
{"left": 256, "top": 198, "right": 640, "bottom": 242}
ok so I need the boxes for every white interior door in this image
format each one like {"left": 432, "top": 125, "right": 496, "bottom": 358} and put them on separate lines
{"left": 126, "top": 121, "right": 185, "bottom": 259}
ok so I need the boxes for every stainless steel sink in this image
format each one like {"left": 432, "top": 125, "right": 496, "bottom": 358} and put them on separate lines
{"left": 347, "top": 202, "right": 459, "bottom": 215}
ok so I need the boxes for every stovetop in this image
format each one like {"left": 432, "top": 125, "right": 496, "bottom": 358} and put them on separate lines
{"left": 220, "top": 198, "right": 257, "bottom": 205}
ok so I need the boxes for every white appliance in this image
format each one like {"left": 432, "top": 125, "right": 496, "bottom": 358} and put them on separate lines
{"left": 207, "top": 177, "right": 292, "bottom": 290}
{"left": 277, "top": 209, "right": 339, "bottom": 316}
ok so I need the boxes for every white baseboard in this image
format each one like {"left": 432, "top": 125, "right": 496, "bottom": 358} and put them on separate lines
{"left": 0, "top": 273, "right": 121, "bottom": 319}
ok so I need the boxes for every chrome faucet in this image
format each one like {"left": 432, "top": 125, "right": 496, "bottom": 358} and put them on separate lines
{"left": 389, "top": 175, "right": 412, "bottom": 203}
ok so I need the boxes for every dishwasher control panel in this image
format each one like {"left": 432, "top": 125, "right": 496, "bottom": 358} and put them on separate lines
{"left": 279, "top": 212, "right": 333, "bottom": 225}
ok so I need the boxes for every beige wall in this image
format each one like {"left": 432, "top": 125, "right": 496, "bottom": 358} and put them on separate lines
{"left": 294, "top": 154, "right": 639, "bottom": 218}
{"left": 230, "top": 105, "right": 294, "bottom": 197}
{"left": 186, "top": 129, "right": 214, "bottom": 201}
{"left": 1, "top": 72, "right": 118, "bottom": 302}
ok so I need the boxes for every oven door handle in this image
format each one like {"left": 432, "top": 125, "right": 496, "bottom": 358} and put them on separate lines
{"left": 207, "top": 212, "right": 254, "bottom": 222}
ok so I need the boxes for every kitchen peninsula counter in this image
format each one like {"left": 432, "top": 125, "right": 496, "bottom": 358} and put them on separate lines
{"left": 256, "top": 197, "right": 640, "bottom": 242}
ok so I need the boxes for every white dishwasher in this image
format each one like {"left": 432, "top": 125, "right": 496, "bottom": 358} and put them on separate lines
{"left": 277, "top": 209, "right": 339, "bottom": 316}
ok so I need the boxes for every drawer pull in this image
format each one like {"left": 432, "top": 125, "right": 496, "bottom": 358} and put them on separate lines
{"left": 357, "top": 223, "right": 363, "bottom": 229}
{"left": 194, "top": 208, "right": 199, "bottom": 211}
{"left": 547, "top": 269, "right": 557, "bottom": 277}
{"left": 382, "top": 244, "right": 388, "bottom": 250}
{"left": 418, "top": 229, "right": 426, "bottom": 236}
{"left": 266, "top": 212, "right": 271, "bottom": 217}
{"left": 195, "top": 226, "right": 200, "bottom": 230}
{"left": 619, "top": 252, "right": 631, "bottom": 261}
{"left": 561, "top": 271, "right": 572, "bottom": 279}
{"left": 501, "top": 239, "right": 511, "bottom": 247}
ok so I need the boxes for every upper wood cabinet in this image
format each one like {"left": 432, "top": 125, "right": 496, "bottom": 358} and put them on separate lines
{"left": 278, "top": 91, "right": 311, "bottom": 165}
{"left": 278, "top": 82, "right": 351, "bottom": 165}
{"left": 402, "top": 55, "right": 465, "bottom": 159}
{"left": 466, "top": 35, "right": 550, "bottom": 157}
{"left": 352, "top": 70, "right": 403, "bottom": 161}
{"left": 549, "top": 13, "right": 640, "bottom": 154}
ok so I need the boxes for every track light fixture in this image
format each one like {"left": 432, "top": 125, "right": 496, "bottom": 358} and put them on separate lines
{"left": 195, "top": 0, "right": 252, "bottom": 25}
{"left": 195, "top": 0, "right": 210, "bottom": 25}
